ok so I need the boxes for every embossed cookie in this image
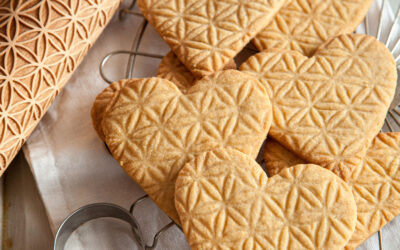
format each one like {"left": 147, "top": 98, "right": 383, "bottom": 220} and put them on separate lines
{"left": 157, "top": 51, "right": 236, "bottom": 93}
{"left": 91, "top": 80, "right": 126, "bottom": 141}
{"left": 92, "top": 53, "right": 237, "bottom": 140}
{"left": 253, "top": 0, "right": 372, "bottom": 56}
{"left": 138, "top": 0, "right": 287, "bottom": 77}
{"left": 264, "top": 138, "right": 305, "bottom": 176}
{"left": 175, "top": 148, "right": 357, "bottom": 249}
{"left": 102, "top": 70, "right": 272, "bottom": 223}
{"left": 263, "top": 133, "right": 400, "bottom": 249}
{"left": 157, "top": 51, "right": 196, "bottom": 93}
{"left": 241, "top": 34, "right": 397, "bottom": 180}
{"left": 347, "top": 133, "right": 400, "bottom": 249}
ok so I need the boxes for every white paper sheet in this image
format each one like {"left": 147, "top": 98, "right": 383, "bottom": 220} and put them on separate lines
{"left": 23, "top": 0, "right": 400, "bottom": 249}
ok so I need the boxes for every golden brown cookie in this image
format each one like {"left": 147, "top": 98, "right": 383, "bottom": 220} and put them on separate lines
{"left": 102, "top": 70, "right": 272, "bottom": 223}
{"left": 263, "top": 133, "right": 400, "bottom": 249}
{"left": 264, "top": 138, "right": 305, "bottom": 176}
{"left": 347, "top": 133, "right": 400, "bottom": 249}
{"left": 175, "top": 148, "right": 357, "bottom": 249}
{"left": 91, "top": 80, "right": 126, "bottom": 141}
{"left": 253, "top": 0, "right": 372, "bottom": 56}
{"left": 92, "top": 54, "right": 237, "bottom": 141}
{"left": 241, "top": 34, "right": 397, "bottom": 180}
{"left": 156, "top": 51, "right": 236, "bottom": 93}
{"left": 138, "top": 0, "right": 287, "bottom": 77}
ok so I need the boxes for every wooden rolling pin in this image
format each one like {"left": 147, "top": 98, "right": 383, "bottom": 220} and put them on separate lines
{"left": 0, "top": 0, "right": 121, "bottom": 174}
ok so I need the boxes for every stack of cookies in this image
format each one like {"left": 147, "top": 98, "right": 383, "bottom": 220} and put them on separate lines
{"left": 91, "top": 0, "right": 400, "bottom": 249}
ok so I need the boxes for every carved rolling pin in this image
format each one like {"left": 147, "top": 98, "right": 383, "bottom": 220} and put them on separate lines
{"left": 0, "top": 0, "right": 121, "bottom": 174}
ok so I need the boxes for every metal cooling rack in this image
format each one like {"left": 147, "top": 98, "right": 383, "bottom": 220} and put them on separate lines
{"left": 54, "top": 0, "right": 400, "bottom": 249}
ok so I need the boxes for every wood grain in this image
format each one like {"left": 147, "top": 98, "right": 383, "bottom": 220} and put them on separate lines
{"left": 2, "top": 152, "right": 53, "bottom": 250}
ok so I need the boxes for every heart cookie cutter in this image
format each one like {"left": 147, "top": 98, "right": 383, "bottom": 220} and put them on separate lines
{"left": 53, "top": 195, "right": 177, "bottom": 250}
{"left": 55, "top": 0, "right": 400, "bottom": 249}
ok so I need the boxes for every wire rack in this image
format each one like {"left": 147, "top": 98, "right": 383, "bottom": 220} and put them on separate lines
{"left": 95, "top": 0, "right": 400, "bottom": 249}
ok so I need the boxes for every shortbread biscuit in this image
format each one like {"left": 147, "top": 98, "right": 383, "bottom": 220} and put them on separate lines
{"left": 263, "top": 133, "right": 400, "bottom": 249}
{"left": 138, "top": 0, "right": 287, "bottom": 77}
{"left": 156, "top": 51, "right": 236, "bottom": 93}
{"left": 241, "top": 34, "right": 397, "bottom": 180}
{"left": 91, "top": 80, "right": 126, "bottom": 141}
{"left": 253, "top": 0, "right": 372, "bottom": 56}
{"left": 92, "top": 53, "right": 237, "bottom": 140}
{"left": 102, "top": 70, "right": 272, "bottom": 223}
{"left": 176, "top": 148, "right": 357, "bottom": 250}
{"left": 264, "top": 138, "right": 305, "bottom": 176}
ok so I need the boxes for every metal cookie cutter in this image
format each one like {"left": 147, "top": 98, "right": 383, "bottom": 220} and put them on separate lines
{"left": 54, "top": 195, "right": 177, "bottom": 250}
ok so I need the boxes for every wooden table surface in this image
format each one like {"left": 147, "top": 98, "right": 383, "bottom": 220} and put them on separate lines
{"left": 1, "top": 0, "right": 399, "bottom": 249}
{"left": 2, "top": 152, "right": 53, "bottom": 249}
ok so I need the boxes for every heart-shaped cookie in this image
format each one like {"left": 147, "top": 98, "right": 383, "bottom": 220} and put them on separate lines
{"left": 138, "top": 0, "right": 287, "bottom": 77}
{"left": 175, "top": 148, "right": 357, "bottom": 249}
{"left": 252, "top": 0, "right": 372, "bottom": 56}
{"left": 264, "top": 138, "right": 305, "bottom": 176}
{"left": 157, "top": 51, "right": 197, "bottom": 93}
{"left": 91, "top": 80, "right": 127, "bottom": 141}
{"left": 241, "top": 34, "right": 397, "bottom": 180}
{"left": 157, "top": 51, "right": 236, "bottom": 93}
{"left": 92, "top": 52, "right": 237, "bottom": 141}
{"left": 102, "top": 70, "right": 272, "bottom": 223}
{"left": 263, "top": 133, "right": 400, "bottom": 249}
{"left": 347, "top": 132, "right": 400, "bottom": 249}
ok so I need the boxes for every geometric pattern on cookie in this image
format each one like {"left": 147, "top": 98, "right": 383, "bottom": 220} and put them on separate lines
{"left": 157, "top": 51, "right": 196, "bottom": 93}
{"left": 264, "top": 138, "right": 305, "bottom": 176}
{"left": 175, "top": 148, "right": 357, "bottom": 249}
{"left": 241, "top": 34, "right": 397, "bottom": 180}
{"left": 138, "top": 0, "right": 287, "bottom": 77}
{"left": 157, "top": 51, "right": 237, "bottom": 93}
{"left": 92, "top": 54, "right": 237, "bottom": 140}
{"left": 252, "top": 0, "right": 372, "bottom": 56}
{"left": 263, "top": 133, "right": 400, "bottom": 249}
{"left": 347, "top": 132, "right": 400, "bottom": 249}
{"left": 91, "top": 80, "right": 127, "bottom": 141}
{"left": 102, "top": 70, "right": 272, "bottom": 223}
